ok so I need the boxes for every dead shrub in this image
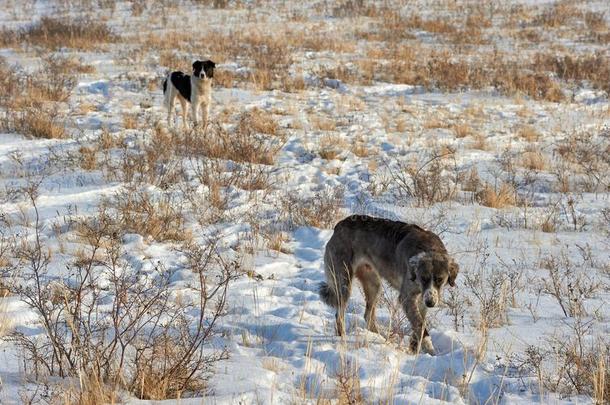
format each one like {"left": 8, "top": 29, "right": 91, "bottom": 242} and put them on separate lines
{"left": 463, "top": 266, "right": 510, "bottom": 329}
{"left": 310, "top": 114, "right": 337, "bottom": 131}
{"left": 101, "top": 125, "right": 184, "bottom": 188}
{"left": 452, "top": 123, "right": 472, "bottom": 138}
{"left": 390, "top": 148, "right": 459, "bottom": 207}
{"left": 9, "top": 195, "right": 234, "bottom": 400}
{"left": 403, "top": 13, "right": 456, "bottom": 35}
{"left": 0, "top": 108, "right": 66, "bottom": 139}
{"left": 521, "top": 149, "right": 547, "bottom": 171}
{"left": 462, "top": 166, "right": 481, "bottom": 193}
{"left": 280, "top": 186, "right": 344, "bottom": 229}
{"left": 78, "top": 146, "right": 97, "bottom": 170}
{"left": 476, "top": 183, "right": 516, "bottom": 208}
{"left": 536, "top": 53, "right": 610, "bottom": 94}
{"left": 159, "top": 51, "right": 191, "bottom": 70}
{"left": 200, "top": 119, "right": 286, "bottom": 165}
{"left": 350, "top": 135, "right": 373, "bottom": 158}
{"left": 104, "top": 186, "right": 188, "bottom": 242}
{"left": 239, "top": 107, "right": 279, "bottom": 135}
{"left": 335, "top": 359, "right": 364, "bottom": 405}
{"left": 517, "top": 125, "right": 540, "bottom": 142}
{"left": 0, "top": 57, "right": 77, "bottom": 108}
{"left": 43, "top": 54, "right": 95, "bottom": 75}
{"left": 540, "top": 252, "right": 600, "bottom": 318}
{"left": 555, "top": 129, "right": 610, "bottom": 192}
{"left": 494, "top": 68, "right": 564, "bottom": 102}
{"left": 122, "top": 113, "right": 138, "bottom": 129}
{"left": 427, "top": 55, "right": 473, "bottom": 91}
{"left": 2, "top": 17, "right": 116, "bottom": 50}
{"left": 533, "top": 2, "right": 580, "bottom": 28}
{"left": 319, "top": 134, "right": 347, "bottom": 160}
{"left": 280, "top": 74, "right": 306, "bottom": 93}
{"left": 521, "top": 326, "right": 608, "bottom": 400}
{"left": 213, "top": 69, "right": 243, "bottom": 88}
{"left": 240, "top": 31, "right": 293, "bottom": 90}
{"left": 584, "top": 11, "right": 607, "bottom": 31}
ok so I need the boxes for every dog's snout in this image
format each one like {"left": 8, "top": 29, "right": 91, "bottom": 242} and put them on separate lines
{"left": 423, "top": 289, "right": 438, "bottom": 308}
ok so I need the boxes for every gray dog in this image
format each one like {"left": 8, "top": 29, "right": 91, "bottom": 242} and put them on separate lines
{"left": 319, "top": 215, "right": 459, "bottom": 355}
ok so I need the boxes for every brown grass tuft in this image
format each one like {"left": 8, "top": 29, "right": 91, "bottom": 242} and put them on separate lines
{"left": 240, "top": 107, "right": 279, "bottom": 135}
{"left": 517, "top": 125, "right": 540, "bottom": 142}
{"left": 476, "top": 183, "right": 516, "bottom": 208}
{"left": 1, "top": 109, "right": 66, "bottom": 139}
{"left": 319, "top": 134, "right": 347, "bottom": 160}
{"left": 1, "top": 17, "right": 116, "bottom": 50}
{"left": 452, "top": 123, "right": 473, "bottom": 138}
{"left": 521, "top": 149, "right": 548, "bottom": 171}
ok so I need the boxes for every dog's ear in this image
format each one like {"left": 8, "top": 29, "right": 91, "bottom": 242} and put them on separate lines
{"left": 448, "top": 258, "right": 459, "bottom": 287}
{"left": 192, "top": 60, "right": 202, "bottom": 71}
{"left": 408, "top": 252, "right": 425, "bottom": 282}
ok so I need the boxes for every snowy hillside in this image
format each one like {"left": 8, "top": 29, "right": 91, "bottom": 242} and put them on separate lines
{"left": 0, "top": 1, "right": 608, "bottom": 404}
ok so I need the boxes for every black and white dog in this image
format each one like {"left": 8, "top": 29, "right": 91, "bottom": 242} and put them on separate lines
{"left": 163, "top": 59, "right": 215, "bottom": 129}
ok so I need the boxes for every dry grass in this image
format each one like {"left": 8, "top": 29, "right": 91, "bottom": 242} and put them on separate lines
{"left": 452, "top": 123, "right": 473, "bottom": 138}
{"left": 310, "top": 115, "right": 337, "bottom": 131}
{"left": 281, "top": 186, "right": 344, "bottom": 229}
{"left": 200, "top": 118, "right": 286, "bottom": 166}
{"left": 532, "top": 1, "right": 581, "bottom": 28}
{"left": 462, "top": 166, "right": 481, "bottom": 193}
{"left": 104, "top": 186, "right": 189, "bottom": 242}
{"left": 535, "top": 53, "right": 610, "bottom": 94}
{"left": 79, "top": 146, "right": 97, "bottom": 170}
{"left": 0, "top": 280, "right": 11, "bottom": 338}
{"left": 319, "top": 134, "right": 347, "bottom": 160}
{"left": 1, "top": 17, "right": 116, "bottom": 50}
{"left": 476, "top": 183, "right": 516, "bottom": 208}
{"left": 521, "top": 149, "right": 548, "bottom": 171}
{"left": 517, "top": 125, "right": 540, "bottom": 142}
{"left": 57, "top": 372, "right": 119, "bottom": 405}
{"left": 122, "top": 113, "right": 138, "bottom": 129}
{"left": 350, "top": 135, "right": 373, "bottom": 158}
{"left": 0, "top": 57, "right": 78, "bottom": 109}
{"left": 159, "top": 51, "right": 191, "bottom": 70}
{"left": 470, "top": 133, "right": 488, "bottom": 150}
{"left": 241, "top": 107, "right": 279, "bottom": 135}
{"left": 0, "top": 109, "right": 66, "bottom": 139}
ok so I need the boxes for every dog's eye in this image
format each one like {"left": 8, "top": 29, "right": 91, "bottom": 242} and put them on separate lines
{"left": 434, "top": 277, "right": 443, "bottom": 284}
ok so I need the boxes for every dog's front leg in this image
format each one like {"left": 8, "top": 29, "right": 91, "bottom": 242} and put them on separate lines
{"left": 167, "top": 98, "right": 174, "bottom": 127}
{"left": 400, "top": 283, "right": 435, "bottom": 355}
{"left": 201, "top": 102, "right": 209, "bottom": 132}
{"left": 191, "top": 101, "right": 199, "bottom": 128}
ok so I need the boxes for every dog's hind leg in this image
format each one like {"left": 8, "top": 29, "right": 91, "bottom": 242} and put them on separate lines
{"left": 166, "top": 95, "right": 175, "bottom": 127}
{"left": 178, "top": 97, "right": 188, "bottom": 130}
{"left": 355, "top": 264, "right": 380, "bottom": 333}
{"left": 163, "top": 79, "right": 174, "bottom": 126}
{"left": 400, "top": 281, "right": 434, "bottom": 355}
{"left": 334, "top": 262, "right": 352, "bottom": 337}
{"left": 321, "top": 245, "right": 353, "bottom": 337}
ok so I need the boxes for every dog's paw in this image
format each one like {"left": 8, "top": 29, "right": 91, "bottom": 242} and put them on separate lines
{"left": 421, "top": 336, "right": 436, "bottom": 355}
{"left": 409, "top": 336, "right": 436, "bottom": 355}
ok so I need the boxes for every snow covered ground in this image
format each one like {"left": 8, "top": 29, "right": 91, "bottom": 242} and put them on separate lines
{"left": 0, "top": 1, "right": 608, "bottom": 404}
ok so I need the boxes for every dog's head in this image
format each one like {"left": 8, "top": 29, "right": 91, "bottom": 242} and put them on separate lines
{"left": 192, "top": 59, "right": 216, "bottom": 79}
{"left": 408, "top": 252, "right": 459, "bottom": 308}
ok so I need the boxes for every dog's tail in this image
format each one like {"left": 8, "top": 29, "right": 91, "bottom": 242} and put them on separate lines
{"left": 319, "top": 281, "right": 338, "bottom": 308}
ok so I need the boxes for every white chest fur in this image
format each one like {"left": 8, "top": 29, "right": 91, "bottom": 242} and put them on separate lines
{"left": 191, "top": 76, "right": 212, "bottom": 105}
